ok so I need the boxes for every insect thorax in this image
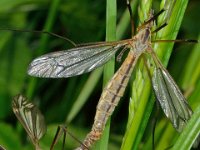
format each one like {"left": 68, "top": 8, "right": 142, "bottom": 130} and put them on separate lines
{"left": 132, "top": 28, "right": 151, "bottom": 56}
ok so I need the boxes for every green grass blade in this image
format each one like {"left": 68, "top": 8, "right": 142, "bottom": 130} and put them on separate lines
{"left": 0, "top": 123, "right": 22, "bottom": 150}
{"left": 122, "top": 0, "right": 191, "bottom": 149}
{"left": 121, "top": 0, "right": 152, "bottom": 149}
{"left": 155, "top": 0, "right": 189, "bottom": 64}
{"left": 0, "top": 35, "right": 31, "bottom": 118}
{"left": 172, "top": 105, "right": 200, "bottom": 150}
{"left": 116, "top": 0, "right": 139, "bottom": 39}
{"left": 94, "top": 0, "right": 117, "bottom": 149}
{"left": 189, "top": 76, "right": 200, "bottom": 109}
{"left": 181, "top": 34, "right": 200, "bottom": 91}
{"left": 154, "top": 0, "right": 198, "bottom": 149}
{"left": 66, "top": 67, "right": 103, "bottom": 123}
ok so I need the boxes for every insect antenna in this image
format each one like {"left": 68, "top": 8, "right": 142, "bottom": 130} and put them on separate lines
{"left": 0, "top": 28, "right": 76, "bottom": 46}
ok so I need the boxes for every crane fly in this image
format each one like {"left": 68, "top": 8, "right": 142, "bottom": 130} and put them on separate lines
{"left": 12, "top": 94, "right": 46, "bottom": 150}
{"left": 27, "top": 6, "right": 193, "bottom": 150}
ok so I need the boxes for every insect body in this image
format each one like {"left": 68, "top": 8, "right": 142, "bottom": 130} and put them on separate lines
{"left": 28, "top": 12, "right": 192, "bottom": 150}
{"left": 75, "top": 24, "right": 152, "bottom": 149}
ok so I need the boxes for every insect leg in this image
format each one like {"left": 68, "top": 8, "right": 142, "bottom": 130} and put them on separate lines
{"left": 50, "top": 125, "right": 88, "bottom": 150}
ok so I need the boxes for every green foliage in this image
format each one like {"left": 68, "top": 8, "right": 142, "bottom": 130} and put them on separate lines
{"left": 172, "top": 105, "right": 200, "bottom": 150}
{"left": 0, "top": 0, "right": 199, "bottom": 150}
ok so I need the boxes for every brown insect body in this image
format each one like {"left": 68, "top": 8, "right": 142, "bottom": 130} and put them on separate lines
{"left": 75, "top": 23, "right": 152, "bottom": 150}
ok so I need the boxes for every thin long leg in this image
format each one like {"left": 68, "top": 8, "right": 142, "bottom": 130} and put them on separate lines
{"left": 137, "top": 9, "right": 165, "bottom": 30}
{"left": 152, "top": 39, "right": 198, "bottom": 43}
{"left": 152, "top": 0, "right": 177, "bottom": 34}
{"left": 50, "top": 125, "right": 64, "bottom": 150}
{"left": 50, "top": 125, "right": 88, "bottom": 150}
{"left": 126, "top": 0, "right": 135, "bottom": 36}
{"left": 116, "top": 47, "right": 129, "bottom": 62}
{"left": 152, "top": 23, "right": 167, "bottom": 33}
{"left": 62, "top": 127, "right": 88, "bottom": 150}
{"left": 0, "top": 28, "right": 76, "bottom": 46}
{"left": 62, "top": 131, "right": 66, "bottom": 150}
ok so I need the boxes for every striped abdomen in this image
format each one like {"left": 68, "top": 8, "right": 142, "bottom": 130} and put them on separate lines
{"left": 76, "top": 51, "right": 138, "bottom": 149}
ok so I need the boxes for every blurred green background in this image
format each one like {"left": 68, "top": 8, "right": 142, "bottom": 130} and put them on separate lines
{"left": 0, "top": 0, "right": 199, "bottom": 150}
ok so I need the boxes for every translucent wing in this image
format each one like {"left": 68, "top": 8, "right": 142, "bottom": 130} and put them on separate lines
{"left": 12, "top": 94, "right": 46, "bottom": 148}
{"left": 152, "top": 67, "right": 193, "bottom": 132}
{"left": 28, "top": 43, "right": 125, "bottom": 78}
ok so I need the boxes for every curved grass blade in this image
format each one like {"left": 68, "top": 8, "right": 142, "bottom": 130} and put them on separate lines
{"left": 12, "top": 94, "right": 46, "bottom": 150}
{"left": 28, "top": 43, "right": 125, "bottom": 78}
{"left": 95, "top": 0, "right": 117, "bottom": 149}
{"left": 121, "top": 0, "right": 153, "bottom": 149}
